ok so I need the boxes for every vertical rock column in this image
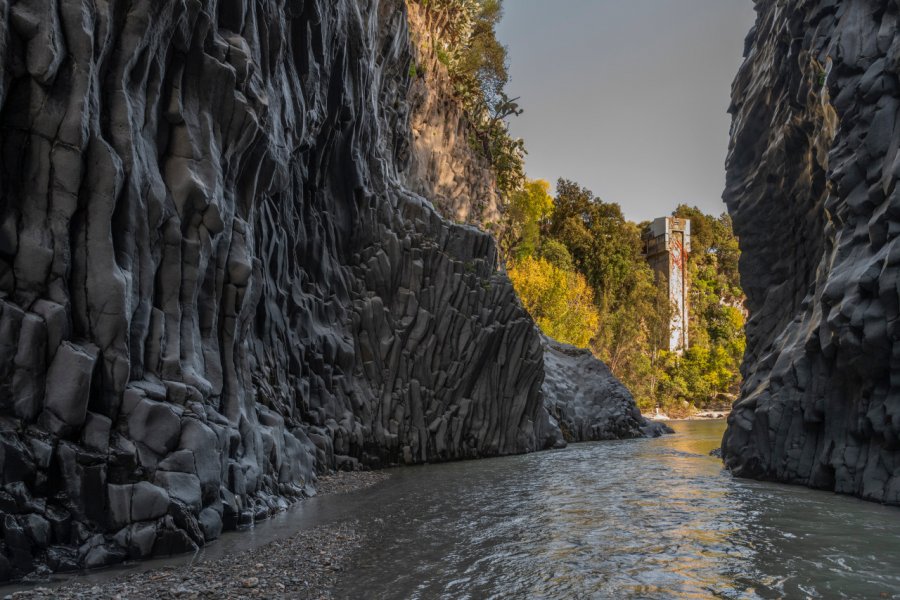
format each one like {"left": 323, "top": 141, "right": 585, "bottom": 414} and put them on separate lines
{"left": 723, "top": 0, "right": 900, "bottom": 504}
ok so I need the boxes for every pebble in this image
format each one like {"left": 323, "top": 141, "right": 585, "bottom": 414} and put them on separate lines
{"left": 2, "top": 472, "right": 388, "bottom": 599}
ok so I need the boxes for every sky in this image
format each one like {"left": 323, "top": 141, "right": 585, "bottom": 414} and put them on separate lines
{"left": 495, "top": 0, "right": 757, "bottom": 223}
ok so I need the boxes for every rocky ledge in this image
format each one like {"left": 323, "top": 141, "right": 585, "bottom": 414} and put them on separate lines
{"left": 541, "top": 337, "right": 671, "bottom": 447}
{"left": 722, "top": 0, "right": 900, "bottom": 504}
{"left": 0, "top": 0, "right": 655, "bottom": 581}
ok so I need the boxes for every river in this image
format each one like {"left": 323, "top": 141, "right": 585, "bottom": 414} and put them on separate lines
{"left": 321, "top": 420, "right": 900, "bottom": 599}
{"left": 11, "top": 420, "right": 900, "bottom": 599}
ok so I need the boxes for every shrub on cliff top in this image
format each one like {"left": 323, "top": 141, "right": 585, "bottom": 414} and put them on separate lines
{"left": 411, "top": 0, "right": 525, "bottom": 196}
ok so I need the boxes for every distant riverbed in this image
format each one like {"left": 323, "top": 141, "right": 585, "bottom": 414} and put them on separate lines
{"left": 643, "top": 410, "right": 731, "bottom": 421}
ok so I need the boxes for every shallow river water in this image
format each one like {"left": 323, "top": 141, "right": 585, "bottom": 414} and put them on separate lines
{"left": 323, "top": 420, "right": 900, "bottom": 599}
{"left": 15, "top": 420, "right": 900, "bottom": 599}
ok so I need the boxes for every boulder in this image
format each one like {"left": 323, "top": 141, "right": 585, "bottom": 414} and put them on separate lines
{"left": 127, "top": 399, "right": 182, "bottom": 456}
{"left": 131, "top": 481, "right": 170, "bottom": 522}
{"left": 540, "top": 336, "right": 665, "bottom": 445}
{"left": 153, "top": 472, "right": 201, "bottom": 512}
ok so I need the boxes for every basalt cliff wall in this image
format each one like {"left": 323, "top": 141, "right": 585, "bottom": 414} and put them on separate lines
{"left": 0, "top": 0, "right": 651, "bottom": 580}
{"left": 723, "top": 0, "right": 900, "bottom": 504}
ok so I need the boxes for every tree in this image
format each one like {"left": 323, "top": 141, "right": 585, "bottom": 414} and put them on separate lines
{"left": 413, "top": 0, "right": 526, "bottom": 196}
{"left": 507, "top": 256, "right": 599, "bottom": 348}
{"left": 499, "top": 179, "right": 553, "bottom": 261}
{"left": 502, "top": 181, "right": 747, "bottom": 414}
{"left": 454, "top": 0, "right": 508, "bottom": 106}
{"left": 548, "top": 179, "right": 645, "bottom": 312}
{"left": 655, "top": 205, "right": 746, "bottom": 410}
{"left": 539, "top": 239, "right": 574, "bottom": 271}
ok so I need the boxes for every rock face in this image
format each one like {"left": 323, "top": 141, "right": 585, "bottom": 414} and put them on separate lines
{"left": 402, "top": 2, "right": 502, "bottom": 228}
{"left": 541, "top": 337, "right": 669, "bottom": 446}
{"left": 723, "top": 0, "right": 900, "bottom": 504}
{"left": 0, "top": 0, "right": 653, "bottom": 580}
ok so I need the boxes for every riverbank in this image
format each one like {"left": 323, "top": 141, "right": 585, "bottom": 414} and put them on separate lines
{"left": 7, "top": 426, "right": 900, "bottom": 598}
{"left": 644, "top": 410, "right": 730, "bottom": 421}
{"left": 2, "top": 471, "right": 390, "bottom": 600}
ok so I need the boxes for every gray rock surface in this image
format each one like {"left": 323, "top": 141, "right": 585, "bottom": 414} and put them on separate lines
{"left": 0, "top": 0, "right": 655, "bottom": 580}
{"left": 540, "top": 337, "right": 670, "bottom": 445}
{"left": 722, "top": 0, "right": 900, "bottom": 505}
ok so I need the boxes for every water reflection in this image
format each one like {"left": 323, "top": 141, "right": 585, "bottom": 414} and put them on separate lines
{"left": 331, "top": 421, "right": 900, "bottom": 599}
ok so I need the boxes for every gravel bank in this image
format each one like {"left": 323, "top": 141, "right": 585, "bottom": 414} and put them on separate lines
{"left": 3, "top": 471, "right": 391, "bottom": 600}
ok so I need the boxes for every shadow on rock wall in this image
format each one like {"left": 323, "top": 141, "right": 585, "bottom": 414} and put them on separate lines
{"left": 723, "top": 0, "right": 900, "bottom": 506}
{"left": 0, "top": 0, "right": 654, "bottom": 580}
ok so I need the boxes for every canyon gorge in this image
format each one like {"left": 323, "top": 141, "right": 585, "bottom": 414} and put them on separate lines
{"left": 0, "top": 0, "right": 899, "bottom": 588}
{"left": 0, "top": 0, "right": 657, "bottom": 579}
{"left": 722, "top": 0, "right": 900, "bottom": 506}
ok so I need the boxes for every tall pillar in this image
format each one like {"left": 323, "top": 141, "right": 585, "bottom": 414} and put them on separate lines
{"left": 642, "top": 217, "right": 691, "bottom": 353}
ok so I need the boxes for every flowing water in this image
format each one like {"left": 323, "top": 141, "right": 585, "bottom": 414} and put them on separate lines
{"left": 324, "top": 420, "right": 900, "bottom": 599}
{"left": 12, "top": 420, "right": 900, "bottom": 598}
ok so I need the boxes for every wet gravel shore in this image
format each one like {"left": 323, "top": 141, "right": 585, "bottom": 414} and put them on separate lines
{"left": 3, "top": 471, "right": 390, "bottom": 600}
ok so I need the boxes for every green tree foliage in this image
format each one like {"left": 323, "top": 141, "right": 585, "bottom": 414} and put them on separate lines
{"left": 503, "top": 180, "right": 747, "bottom": 416}
{"left": 454, "top": 0, "right": 507, "bottom": 105}
{"left": 499, "top": 179, "right": 553, "bottom": 261}
{"left": 543, "top": 181, "right": 675, "bottom": 407}
{"left": 539, "top": 239, "right": 574, "bottom": 271}
{"left": 653, "top": 205, "right": 746, "bottom": 412}
{"left": 548, "top": 180, "right": 649, "bottom": 312}
{"left": 415, "top": 0, "right": 480, "bottom": 50}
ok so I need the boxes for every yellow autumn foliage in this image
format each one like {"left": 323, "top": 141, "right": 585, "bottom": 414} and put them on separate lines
{"left": 508, "top": 256, "right": 599, "bottom": 348}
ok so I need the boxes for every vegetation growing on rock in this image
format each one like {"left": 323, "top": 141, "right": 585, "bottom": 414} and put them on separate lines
{"left": 409, "top": 0, "right": 746, "bottom": 416}
{"left": 410, "top": 0, "right": 525, "bottom": 195}
{"left": 504, "top": 180, "right": 746, "bottom": 415}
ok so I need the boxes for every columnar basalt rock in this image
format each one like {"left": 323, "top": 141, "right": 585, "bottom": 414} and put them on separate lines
{"left": 723, "top": 0, "right": 900, "bottom": 504}
{"left": 0, "top": 0, "right": 653, "bottom": 580}
{"left": 541, "top": 337, "right": 670, "bottom": 446}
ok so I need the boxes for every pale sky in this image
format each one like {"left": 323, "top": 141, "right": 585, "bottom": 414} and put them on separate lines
{"left": 496, "top": 0, "right": 757, "bottom": 223}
